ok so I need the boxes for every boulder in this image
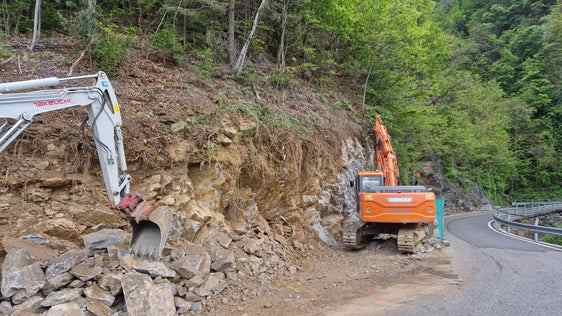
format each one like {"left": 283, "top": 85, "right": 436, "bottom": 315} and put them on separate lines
{"left": 45, "top": 249, "right": 88, "bottom": 279}
{"left": 84, "top": 284, "right": 115, "bottom": 307}
{"left": 121, "top": 272, "right": 175, "bottom": 316}
{"left": 82, "top": 229, "right": 128, "bottom": 250}
{"left": 45, "top": 302, "right": 85, "bottom": 316}
{"left": 1, "top": 249, "right": 46, "bottom": 298}
{"left": 41, "top": 288, "right": 83, "bottom": 307}
{"left": 86, "top": 299, "right": 113, "bottom": 316}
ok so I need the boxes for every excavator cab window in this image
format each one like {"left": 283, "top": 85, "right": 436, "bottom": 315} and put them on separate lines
{"left": 359, "top": 175, "right": 384, "bottom": 192}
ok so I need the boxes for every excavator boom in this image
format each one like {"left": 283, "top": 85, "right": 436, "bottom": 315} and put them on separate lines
{"left": 0, "top": 73, "right": 170, "bottom": 259}
{"left": 374, "top": 114, "right": 400, "bottom": 186}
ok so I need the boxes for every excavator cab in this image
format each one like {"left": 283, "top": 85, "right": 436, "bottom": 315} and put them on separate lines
{"left": 356, "top": 171, "right": 384, "bottom": 193}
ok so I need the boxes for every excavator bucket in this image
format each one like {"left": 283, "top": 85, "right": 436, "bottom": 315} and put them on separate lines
{"left": 117, "top": 194, "right": 173, "bottom": 260}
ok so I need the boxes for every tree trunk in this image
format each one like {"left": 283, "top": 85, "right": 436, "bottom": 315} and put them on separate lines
{"left": 29, "top": 0, "right": 42, "bottom": 51}
{"left": 228, "top": 0, "right": 237, "bottom": 66}
{"left": 233, "top": 0, "right": 268, "bottom": 75}
{"left": 277, "top": 0, "right": 288, "bottom": 71}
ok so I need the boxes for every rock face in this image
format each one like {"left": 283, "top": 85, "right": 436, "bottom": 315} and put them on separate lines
{"left": 1, "top": 249, "right": 46, "bottom": 298}
{"left": 82, "top": 229, "right": 128, "bottom": 250}
{"left": 121, "top": 272, "right": 175, "bottom": 316}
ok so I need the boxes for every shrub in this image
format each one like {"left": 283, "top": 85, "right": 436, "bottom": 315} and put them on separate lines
{"left": 93, "top": 25, "right": 133, "bottom": 74}
{"left": 150, "top": 27, "right": 184, "bottom": 63}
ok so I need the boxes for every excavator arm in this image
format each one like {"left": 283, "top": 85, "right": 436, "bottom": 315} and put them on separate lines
{"left": 0, "top": 73, "right": 171, "bottom": 259}
{"left": 373, "top": 114, "right": 400, "bottom": 186}
{"left": 0, "top": 72, "right": 130, "bottom": 206}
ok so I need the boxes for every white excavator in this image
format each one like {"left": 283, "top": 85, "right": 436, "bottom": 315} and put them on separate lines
{"left": 0, "top": 72, "right": 170, "bottom": 259}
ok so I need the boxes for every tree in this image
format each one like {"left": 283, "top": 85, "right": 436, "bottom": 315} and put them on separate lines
{"left": 232, "top": 0, "right": 269, "bottom": 74}
{"left": 29, "top": 0, "right": 42, "bottom": 51}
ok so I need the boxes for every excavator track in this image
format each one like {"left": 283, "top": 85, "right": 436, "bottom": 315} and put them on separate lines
{"left": 397, "top": 224, "right": 431, "bottom": 253}
{"left": 342, "top": 222, "right": 367, "bottom": 250}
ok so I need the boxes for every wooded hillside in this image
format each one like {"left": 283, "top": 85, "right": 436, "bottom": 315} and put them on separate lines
{"left": 1, "top": 0, "right": 560, "bottom": 201}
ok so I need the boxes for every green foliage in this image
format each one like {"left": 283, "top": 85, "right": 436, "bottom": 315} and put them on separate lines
{"left": 0, "top": 36, "right": 13, "bottom": 60}
{"left": 151, "top": 27, "right": 185, "bottom": 63}
{"left": 93, "top": 25, "right": 134, "bottom": 75}
{"left": 194, "top": 47, "right": 216, "bottom": 78}
{"left": 269, "top": 70, "right": 293, "bottom": 89}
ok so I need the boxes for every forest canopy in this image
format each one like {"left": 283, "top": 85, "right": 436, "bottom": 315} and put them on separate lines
{"left": 0, "top": 0, "right": 560, "bottom": 201}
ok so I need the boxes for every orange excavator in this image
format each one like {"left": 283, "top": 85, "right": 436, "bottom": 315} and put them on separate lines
{"left": 343, "top": 115, "right": 435, "bottom": 252}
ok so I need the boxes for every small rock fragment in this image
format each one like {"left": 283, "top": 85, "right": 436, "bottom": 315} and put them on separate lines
{"left": 170, "top": 253, "right": 210, "bottom": 279}
{"left": 12, "top": 295, "right": 43, "bottom": 313}
{"left": 191, "top": 301, "right": 202, "bottom": 312}
{"left": 243, "top": 238, "right": 263, "bottom": 256}
{"left": 215, "top": 232, "right": 232, "bottom": 249}
{"left": 210, "top": 249, "right": 235, "bottom": 272}
{"left": 44, "top": 272, "right": 75, "bottom": 293}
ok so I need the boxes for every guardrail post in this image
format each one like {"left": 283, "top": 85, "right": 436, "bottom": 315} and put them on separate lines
{"left": 435, "top": 198, "right": 445, "bottom": 241}
{"left": 507, "top": 214, "right": 512, "bottom": 233}
{"left": 534, "top": 217, "right": 540, "bottom": 241}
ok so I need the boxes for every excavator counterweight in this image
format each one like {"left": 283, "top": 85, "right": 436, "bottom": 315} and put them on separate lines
{"left": 0, "top": 73, "right": 171, "bottom": 259}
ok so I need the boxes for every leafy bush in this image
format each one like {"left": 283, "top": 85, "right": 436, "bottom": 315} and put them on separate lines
{"left": 93, "top": 25, "right": 133, "bottom": 74}
{"left": 0, "top": 36, "right": 13, "bottom": 60}
{"left": 269, "top": 70, "right": 293, "bottom": 89}
{"left": 194, "top": 47, "right": 216, "bottom": 78}
{"left": 151, "top": 28, "right": 185, "bottom": 63}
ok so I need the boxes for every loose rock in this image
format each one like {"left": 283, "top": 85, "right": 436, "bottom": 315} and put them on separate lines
{"left": 44, "top": 272, "right": 75, "bottom": 293}
{"left": 119, "top": 255, "right": 176, "bottom": 278}
{"left": 86, "top": 299, "right": 113, "bottom": 316}
{"left": 174, "top": 296, "right": 192, "bottom": 314}
{"left": 45, "top": 249, "right": 88, "bottom": 279}
{"left": 0, "top": 301, "right": 13, "bottom": 314}
{"left": 210, "top": 249, "right": 235, "bottom": 272}
{"left": 84, "top": 284, "right": 115, "bottom": 306}
{"left": 82, "top": 229, "right": 128, "bottom": 251}
{"left": 98, "top": 274, "right": 122, "bottom": 296}
{"left": 45, "top": 302, "right": 84, "bottom": 316}
{"left": 1, "top": 249, "right": 46, "bottom": 298}
{"left": 121, "top": 272, "right": 175, "bottom": 316}
{"left": 170, "top": 253, "right": 211, "bottom": 279}
{"left": 41, "top": 288, "right": 83, "bottom": 307}
{"left": 194, "top": 273, "right": 226, "bottom": 297}
{"left": 70, "top": 262, "right": 102, "bottom": 282}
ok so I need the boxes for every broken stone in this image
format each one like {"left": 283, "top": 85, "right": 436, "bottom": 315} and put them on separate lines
{"left": 36, "top": 218, "right": 83, "bottom": 241}
{"left": 170, "top": 251, "right": 211, "bottom": 280}
{"left": 194, "top": 273, "right": 226, "bottom": 297}
{"left": 174, "top": 296, "right": 192, "bottom": 314}
{"left": 84, "top": 285, "right": 114, "bottom": 307}
{"left": 182, "top": 219, "right": 202, "bottom": 241}
{"left": 98, "top": 274, "right": 122, "bottom": 296}
{"left": 210, "top": 249, "right": 235, "bottom": 272}
{"left": 183, "top": 275, "right": 206, "bottom": 288}
{"left": 121, "top": 272, "right": 175, "bottom": 316}
{"left": 41, "top": 288, "right": 83, "bottom": 307}
{"left": 2, "top": 238, "right": 58, "bottom": 262}
{"left": 86, "top": 299, "right": 113, "bottom": 316}
{"left": 119, "top": 255, "right": 176, "bottom": 278}
{"left": 44, "top": 272, "right": 74, "bottom": 293}
{"left": 68, "top": 280, "right": 85, "bottom": 288}
{"left": 1, "top": 249, "right": 46, "bottom": 298}
{"left": 215, "top": 232, "right": 232, "bottom": 249}
{"left": 0, "top": 301, "right": 13, "bottom": 315}
{"left": 191, "top": 301, "right": 202, "bottom": 312}
{"left": 217, "top": 134, "right": 232, "bottom": 145}
{"left": 45, "top": 249, "right": 88, "bottom": 279}
{"left": 82, "top": 229, "right": 128, "bottom": 250}
{"left": 243, "top": 238, "right": 263, "bottom": 256}
{"left": 182, "top": 291, "right": 202, "bottom": 302}
{"left": 70, "top": 262, "right": 102, "bottom": 282}
{"left": 45, "top": 302, "right": 84, "bottom": 316}
{"left": 12, "top": 295, "right": 43, "bottom": 313}
{"left": 11, "top": 290, "right": 33, "bottom": 305}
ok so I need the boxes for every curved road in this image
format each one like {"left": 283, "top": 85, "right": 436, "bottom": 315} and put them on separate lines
{"left": 386, "top": 212, "right": 562, "bottom": 316}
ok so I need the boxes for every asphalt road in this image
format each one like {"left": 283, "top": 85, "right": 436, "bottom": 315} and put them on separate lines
{"left": 386, "top": 212, "right": 562, "bottom": 316}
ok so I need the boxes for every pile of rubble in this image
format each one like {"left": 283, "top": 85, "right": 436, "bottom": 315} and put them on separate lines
{"left": 0, "top": 225, "right": 305, "bottom": 316}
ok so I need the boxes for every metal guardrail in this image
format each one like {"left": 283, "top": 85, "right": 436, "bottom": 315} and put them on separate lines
{"left": 493, "top": 201, "right": 562, "bottom": 239}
